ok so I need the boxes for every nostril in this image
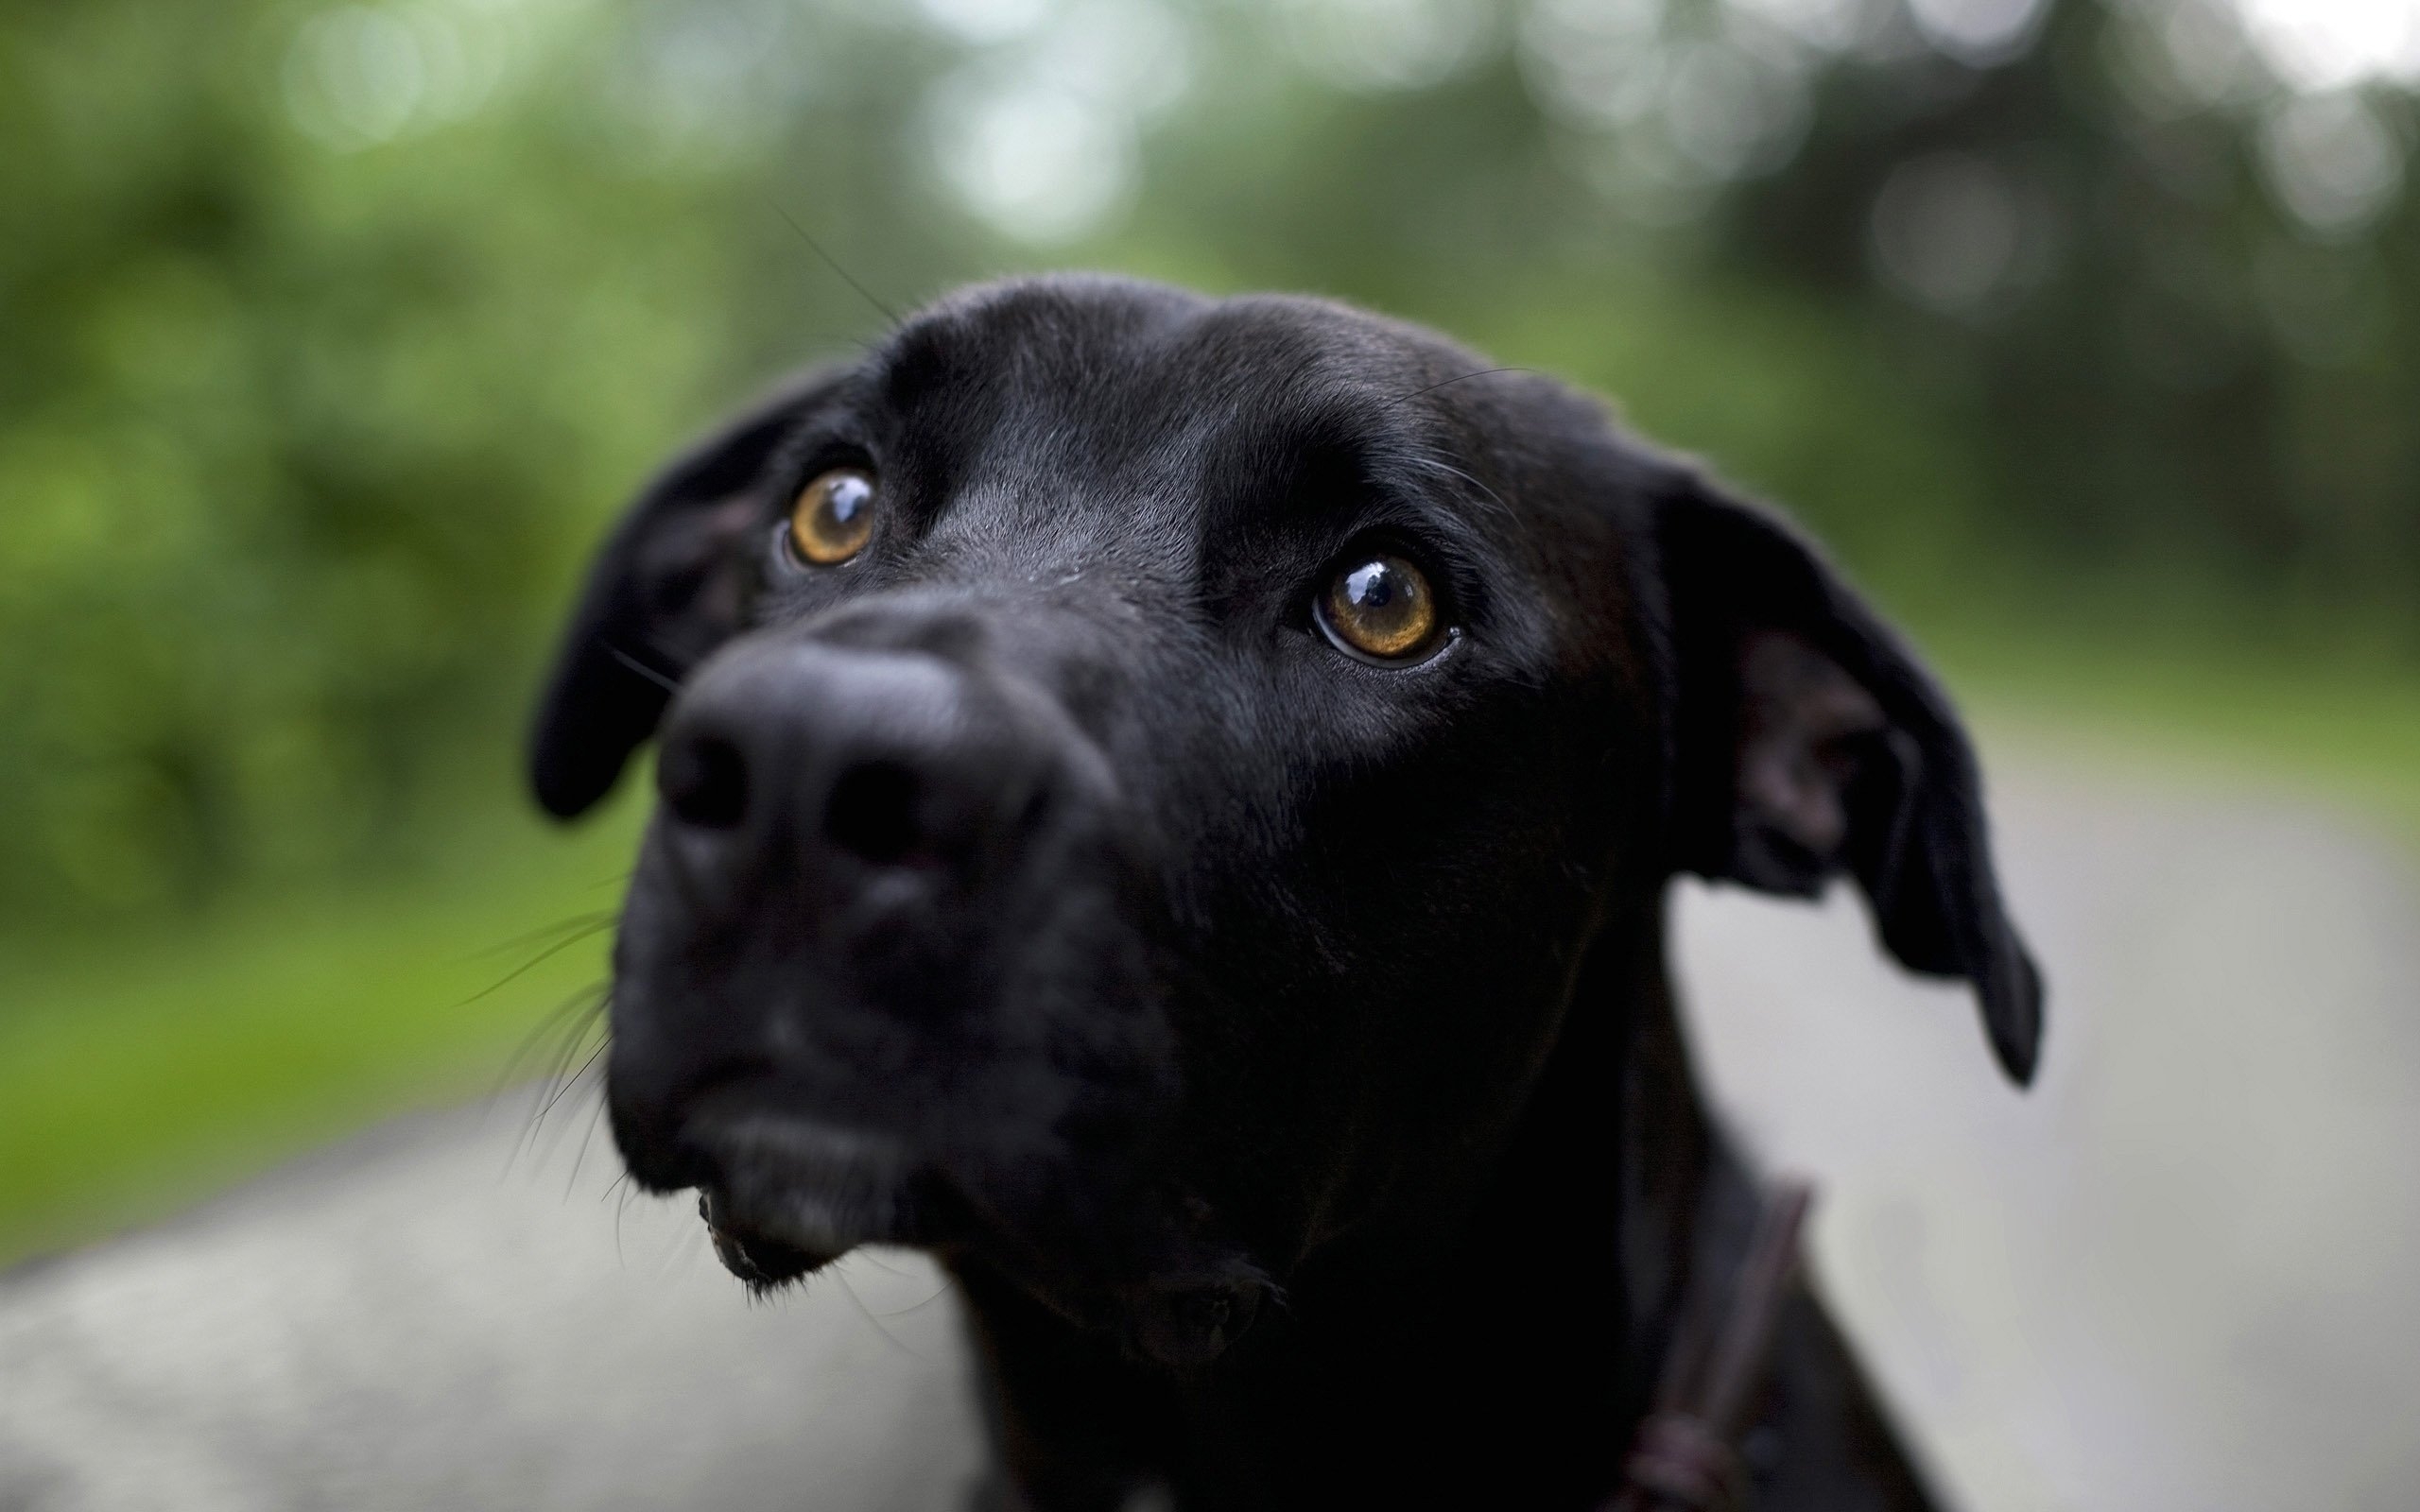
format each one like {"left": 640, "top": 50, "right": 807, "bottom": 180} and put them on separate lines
{"left": 661, "top": 734, "right": 750, "bottom": 830}
{"left": 825, "top": 760, "right": 923, "bottom": 865}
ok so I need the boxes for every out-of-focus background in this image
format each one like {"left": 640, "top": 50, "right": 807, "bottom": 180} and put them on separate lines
{"left": 3, "top": 0, "right": 2418, "bottom": 1506}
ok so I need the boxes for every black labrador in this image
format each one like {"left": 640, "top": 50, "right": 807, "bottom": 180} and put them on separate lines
{"left": 529, "top": 275, "right": 2042, "bottom": 1511}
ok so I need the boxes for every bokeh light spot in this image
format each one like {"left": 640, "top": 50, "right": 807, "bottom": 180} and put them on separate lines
{"left": 2237, "top": 0, "right": 2420, "bottom": 90}
{"left": 1909, "top": 0, "right": 2049, "bottom": 65}
{"left": 2260, "top": 91, "right": 2407, "bottom": 236}
{"left": 929, "top": 77, "right": 1137, "bottom": 244}
{"left": 1870, "top": 151, "right": 2027, "bottom": 314}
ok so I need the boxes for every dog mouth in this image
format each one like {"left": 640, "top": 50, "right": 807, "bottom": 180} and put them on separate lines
{"left": 684, "top": 1112, "right": 927, "bottom": 1288}
{"left": 674, "top": 1103, "right": 1280, "bottom": 1366}
{"left": 697, "top": 1188, "right": 839, "bottom": 1286}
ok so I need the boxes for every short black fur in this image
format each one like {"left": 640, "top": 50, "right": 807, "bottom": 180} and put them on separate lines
{"left": 529, "top": 275, "right": 2043, "bottom": 1511}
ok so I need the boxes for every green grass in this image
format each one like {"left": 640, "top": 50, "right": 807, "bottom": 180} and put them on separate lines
{"left": 3, "top": 624, "right": 2416, "bottom": 1270}
{"left": 1928, "top": 618, "right": 2420, "bottom": 843}
{"left": 0, "top": 790, "right": 644, "bottom": 1267}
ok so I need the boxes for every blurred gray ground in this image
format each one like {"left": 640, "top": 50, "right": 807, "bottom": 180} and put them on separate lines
{"left": 5, "top": 749, "right": 2418, "bottom": 1512}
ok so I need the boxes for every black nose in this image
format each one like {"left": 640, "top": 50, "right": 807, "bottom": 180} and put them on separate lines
{"left": 822, "top": 760, "right": 925, "bottom": 865}
{"left": 652, "top": 636, "right": 1043, "bottom": 885}
{"left": 659, "top": 731, "right": 750, "bottom": 831}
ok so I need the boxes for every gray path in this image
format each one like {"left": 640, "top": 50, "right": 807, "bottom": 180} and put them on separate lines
{"left": 5, "top": 750, "right": 2418, "bottom": 1511}
{"left": 0, "top": 1108, "right": 985, "bottom": 1512}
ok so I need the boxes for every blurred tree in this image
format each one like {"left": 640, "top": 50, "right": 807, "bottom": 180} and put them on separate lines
{"left": 0, "top": 0, "right": 2413, "bottom": 926}
{"left": 0, "top": 0, "right": 932, "bottom": 917}
{"left": 1717, "top": 0, "right": 2420, "bottom": 612}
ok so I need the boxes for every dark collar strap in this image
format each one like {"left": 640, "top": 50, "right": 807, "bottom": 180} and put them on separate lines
{"left": 1605, "top": 1179, "right": 1815, "bottom": 1512}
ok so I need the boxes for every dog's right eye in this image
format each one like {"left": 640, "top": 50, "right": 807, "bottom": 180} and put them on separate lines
{"left": 1316, "top": 553, "right": 1443, "bottom": 663}
{"left": 787, "top": 468, "right": 877, "bottom": 565}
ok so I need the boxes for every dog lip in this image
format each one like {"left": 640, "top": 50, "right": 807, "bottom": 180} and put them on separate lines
{"left": 680, "top": 1110, "right": 1120, "bottom": 1322}
{"left": 698, "top": 1188, "right": 839, "bottom": 1285}
{"left": 684, "top": 1109, "right": 925, "bottom": 1264}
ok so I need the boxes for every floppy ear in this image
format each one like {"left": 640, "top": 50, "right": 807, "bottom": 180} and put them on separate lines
{"left": 1655, "top": 471, "right": 2044, "bottom": 1085}
{"left": 528, "top": 368, "right": 845, "bottom": 819}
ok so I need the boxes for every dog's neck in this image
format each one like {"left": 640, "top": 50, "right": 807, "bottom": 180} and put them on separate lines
{"left": 950, "top": 884, "right": 1937, "bottom": 1509}
{"left": 1480, "top": 881, "right": 1730, "bottom": 1412}
{"left": 1263, "top": 883, "right": 1737, "bottom": 1486}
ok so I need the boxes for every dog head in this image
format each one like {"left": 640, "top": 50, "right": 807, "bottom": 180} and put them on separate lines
{"left": 529, "top": 275, "right": 2040, "bottom": 1367}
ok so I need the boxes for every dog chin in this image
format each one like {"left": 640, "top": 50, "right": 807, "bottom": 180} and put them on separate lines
{"left": 684, "top": 1112, "right": 923, "bottom": 1287}
{"left": 697, "top": 1187, "right": 844, "bottom": 1288}
{"left": 677, "top": 1106, "right": 1274, "bottom": 1368}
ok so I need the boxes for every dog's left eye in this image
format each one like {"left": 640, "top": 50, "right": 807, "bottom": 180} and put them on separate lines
{"left": 1316, "top": 553, "right": 1443, "bottom": 663}
{"left": 787, "top": 467, "right": 877, "bottom": 565}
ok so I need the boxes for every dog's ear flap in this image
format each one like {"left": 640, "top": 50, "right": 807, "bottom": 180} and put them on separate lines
{"left": 1655, "top": 472, "right": 2044, "bottom": 1085}
{"left": 528, "top": 369, "right": 843, "bottom": 820}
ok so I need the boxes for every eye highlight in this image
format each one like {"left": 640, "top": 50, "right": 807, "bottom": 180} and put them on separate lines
{"left": 788, "top": 467, "right": 877, "bottom": 565}
{"left": 1316, "top": 553, "right": 1443, "bottom": 663}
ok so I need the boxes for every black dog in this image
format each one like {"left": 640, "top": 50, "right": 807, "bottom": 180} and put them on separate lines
{"left": 529, "top": 275, "right": 2041, "bottom": 1511}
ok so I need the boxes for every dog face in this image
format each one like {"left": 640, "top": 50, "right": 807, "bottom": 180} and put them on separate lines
{"left": 530, "top": 276, "right": 2039, "bottom": 1366}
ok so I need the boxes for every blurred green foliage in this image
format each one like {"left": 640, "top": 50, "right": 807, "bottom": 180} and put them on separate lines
{"left": 4, "top": 0, "right": 2416, "bottom": 928}
{"left": 0, "top": 791, "right": 636, "bottom": 1264}
{"left": 4, "top": 1, "right": 710, "bottom": 913}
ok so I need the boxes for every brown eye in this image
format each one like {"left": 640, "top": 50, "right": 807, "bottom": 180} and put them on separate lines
{"left": 788, "top": 468, "right": 877, "bottom": 565}
{"left": 1317, "top": 553, "right": 1442, "bottom": 662}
